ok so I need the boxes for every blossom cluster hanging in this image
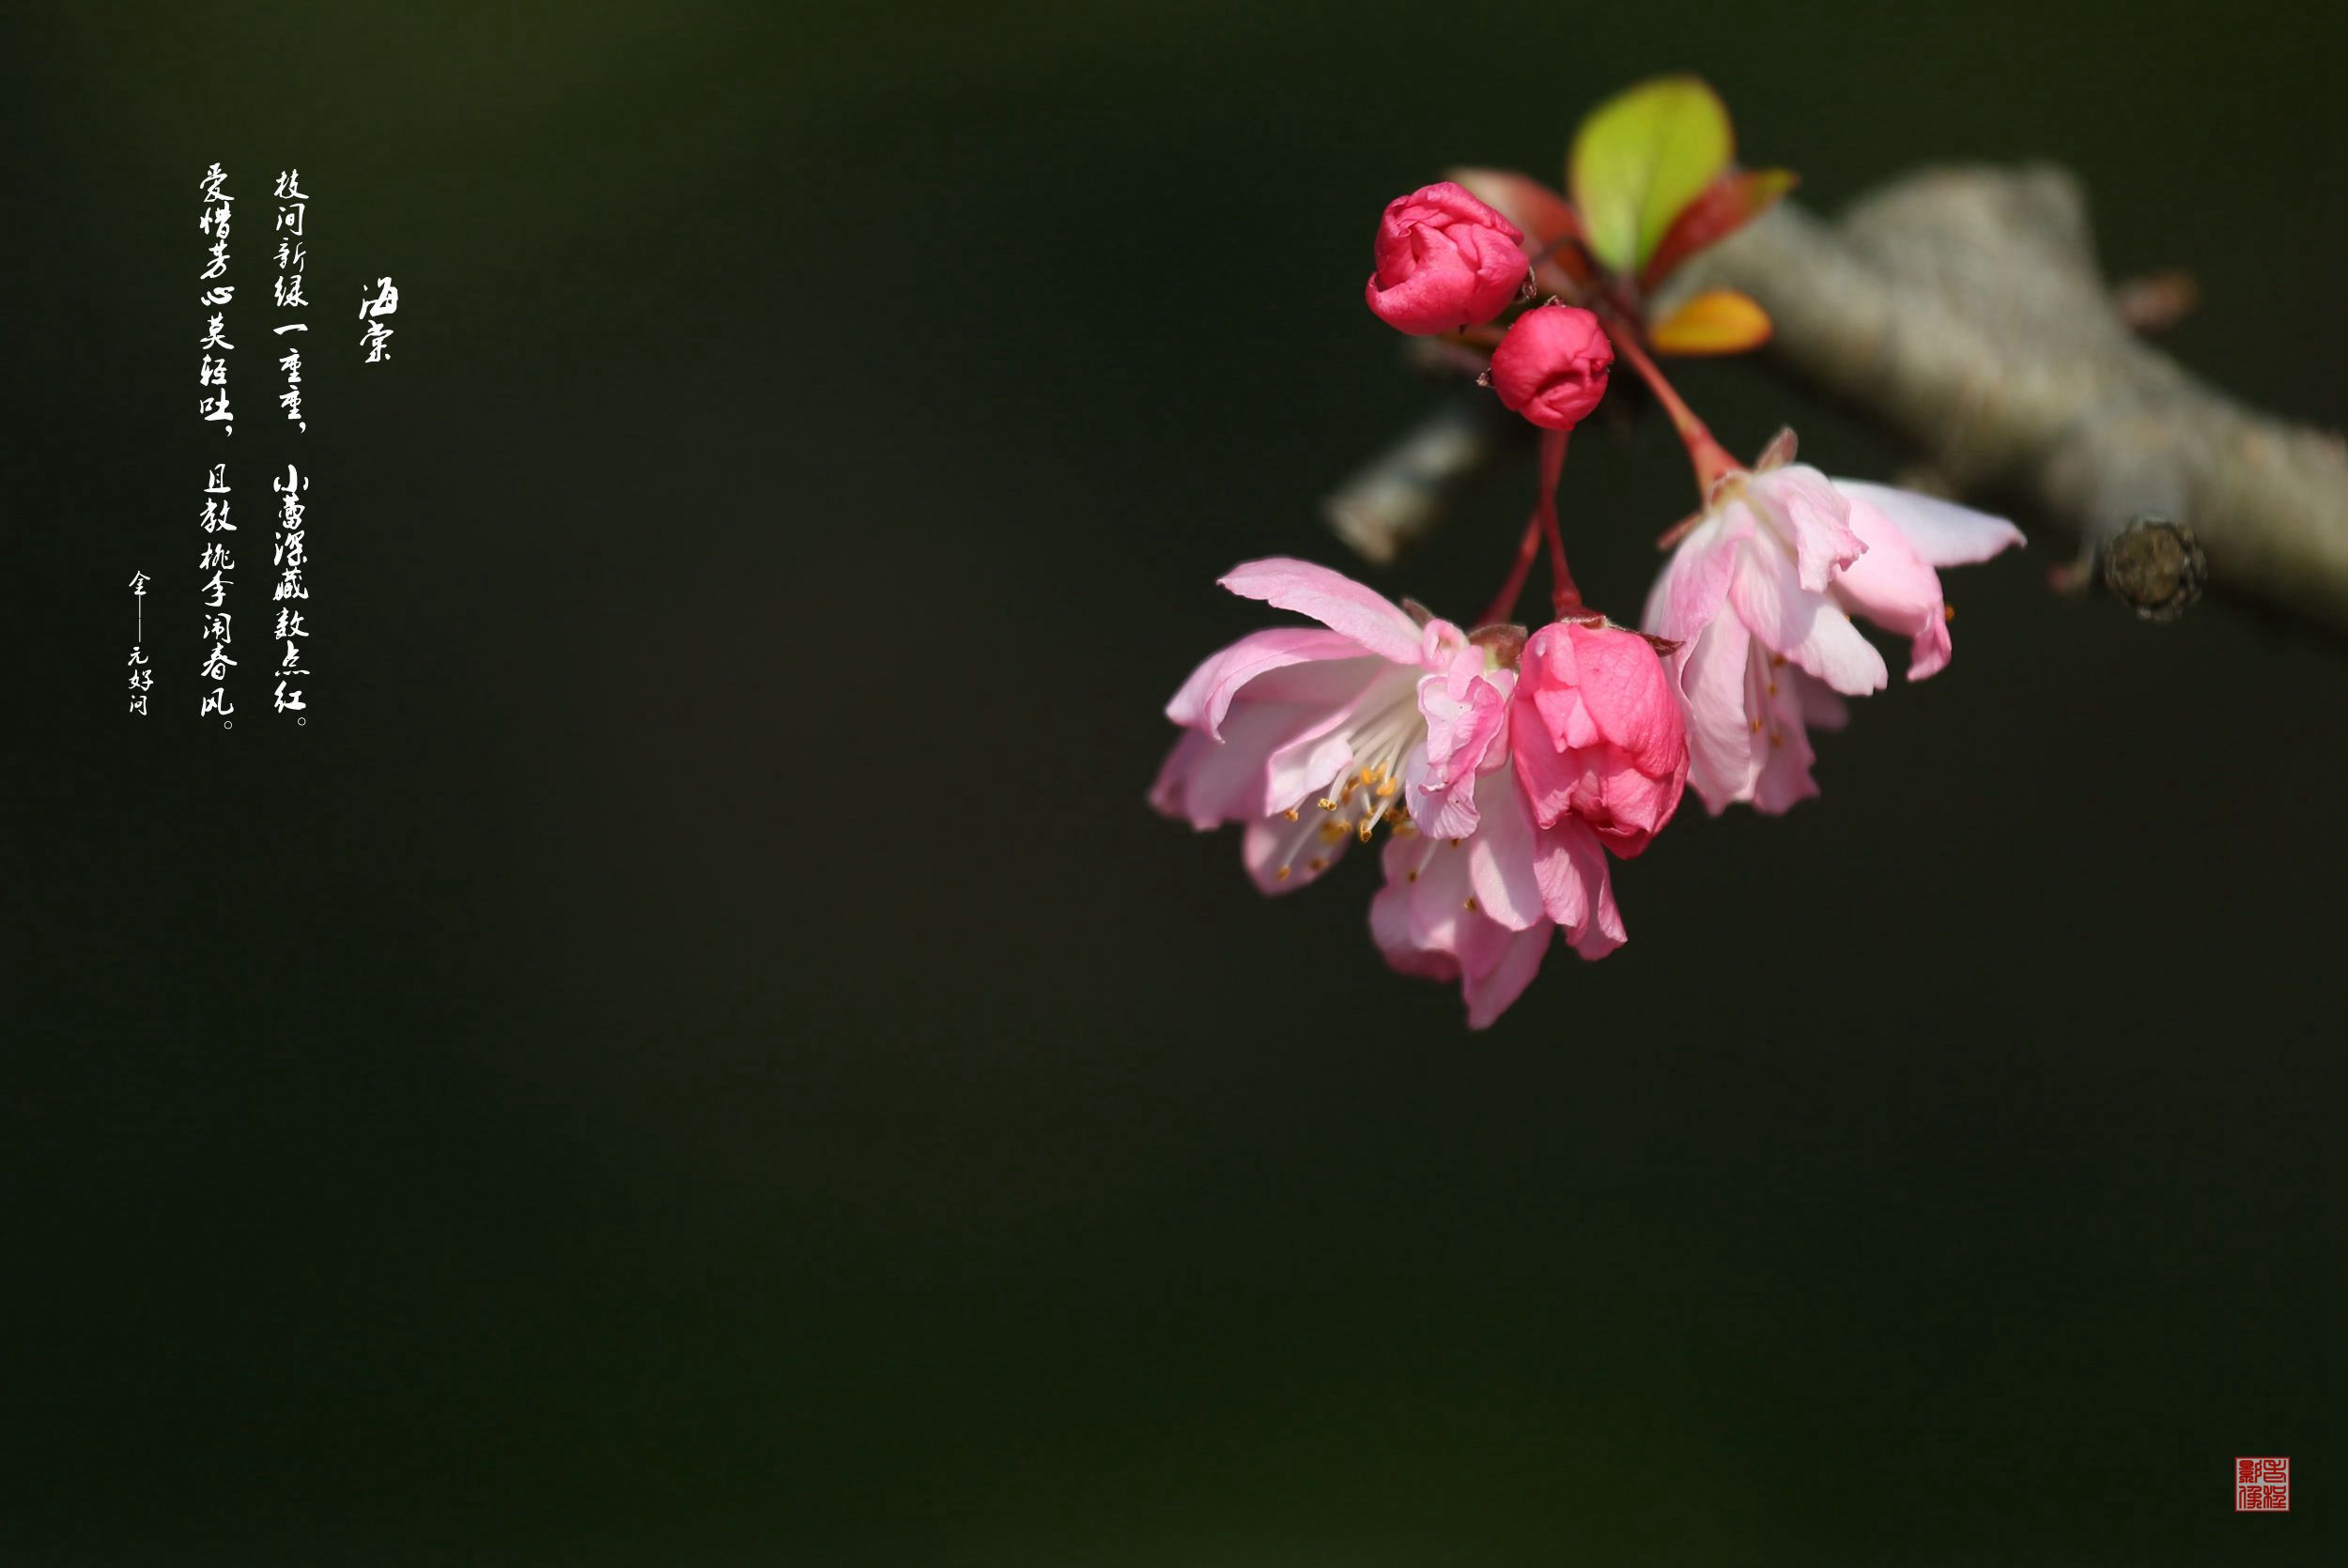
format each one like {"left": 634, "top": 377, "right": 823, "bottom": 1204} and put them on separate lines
{"left": 1152, "top": 77, "right": 2024, "bottom": 1027}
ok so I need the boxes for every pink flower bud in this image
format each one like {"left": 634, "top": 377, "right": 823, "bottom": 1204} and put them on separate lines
{"left": 1490, "top": 303, "right": 1614, "bottom": 430}
{"left": 1510, "top": 620, "right": 1687, "bottom": 857}
{"left": 1364, "top": 181, "right": 1529, "bottom": 335}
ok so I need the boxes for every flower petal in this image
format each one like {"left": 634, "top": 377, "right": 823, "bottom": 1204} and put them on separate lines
{"left": 1564, "top": 623, "right": 1686, "bottom": 782}
{"left": 1752, "top": 726, "right": 1819, "bottom": 813}
{"left": 1792, "top": 670, "right": 1848, "bottom": 731}
{"left": 1148, "top": 729, "right": 1216, "bottom": 825}
{"left": 1759, "top": 466, "right": 1866, "bottom": 592}
{"left": 1727, "top": 536, "right": 1887, "bottom": 697}
{"left": 1464, "top": 770, "right": 1546, "bottom": 931}
{"left": 1400, "top": 835, "right": 1474, "bottom": 957}
{"left": 1835, "top": 480, "right": 2025, "bottom": 567}
{"left": 1403, "top": 741, "right": 1481, "bottom": 841}
{"left": 1165, "top": 629, "right": 1375, "bottom": 741}
{"left": 1260, "top": 727, "right": 1356, "bottom": 818}
{"left": 1744, "top": 632, "right": 1820, "bottom": 814}
{"left": 1674, "top": 618, "right": 1762, "bottom": 814}
{"left": 1369, "top": 872, "right": 1459, "bottom": 982}
{"left": 1218, "top": 558, "right": 1427, "bottom": 666}
{"left": 1643, "top": 513, "right": 1738, "bottom": 640}
{"left": 1831, "top": 490, "right": 1954, "bottom": 681}
{"left": 1150, "top": 696, "right": 1347, "bottom": 829}
{"left": 1417, "top": 655, "right": 1512, "bottom": 787}
{"left": 1568, "top": 869, "right": 1626, "bottom": 960}
{"left": 1462, "top": 920, "right": 1552, "bottom": 1029}
{"left": 1532, "top": 814, "right": 1625, "bottom": 960}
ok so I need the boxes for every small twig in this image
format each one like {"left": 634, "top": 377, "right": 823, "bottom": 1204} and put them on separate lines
{"left": 1324, "top": 392, "right": 1529, "bottom": 567}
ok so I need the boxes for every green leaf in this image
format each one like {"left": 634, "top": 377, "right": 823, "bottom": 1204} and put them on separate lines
{"left": 1568, "top": 76, "right": 1734, "bottom": 277}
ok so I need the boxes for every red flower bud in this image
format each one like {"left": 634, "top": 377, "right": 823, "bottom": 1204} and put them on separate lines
{"left": 1511, "top": 620, "right": 1688, "bottom": 858}
{"left": 1364, "top": 181, "right": 1529, "bottom": 335}
{"left": 1490, "top": 303, "right": 1614, "bottom": 430}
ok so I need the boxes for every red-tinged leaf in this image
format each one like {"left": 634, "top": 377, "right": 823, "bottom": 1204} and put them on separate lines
{"left": 1649, "top": 289, "right": 1773, "bottom": 356}
{"left": 1640, "top": 168, "right": 1798, "bottom": 290}
{"left": 1447, "top": 166, "right": 1596, "bottom": 292}
{"left": 1449, "top": 167, "right": 1577, "bottom": 248}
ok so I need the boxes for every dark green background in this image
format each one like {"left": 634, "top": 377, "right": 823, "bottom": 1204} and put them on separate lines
{"left": 7, "top": 3, "right": 2338, "bottom": 1561}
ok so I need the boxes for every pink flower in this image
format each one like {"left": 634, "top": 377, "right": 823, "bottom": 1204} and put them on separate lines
{"left": 1511, "top": 619, "right": 1687, "bottom": 856}
{"left": 1367, "top": 619, "right": 1684, "bottom": 1029}
{"left": 1151, "top": 558, "right": 1511, "bottom": 896}
{"left": 1369, "top": 758, "right": 1622, "bottom": 1029}
{"left": 1364, "top": 181, "right": 1529, "bottom": 335}
{"left": 1352, "top": 620, "right": 1681, "bottom": 1033}
{"left": 1489, "top": 304, "right": 1614, "bottom": 431}
{"left": 1152, "top": 564, "right": 1649, "bottom": 1029}
{"left": 1642, "top": 459, "right": 2025, "bottom": 813}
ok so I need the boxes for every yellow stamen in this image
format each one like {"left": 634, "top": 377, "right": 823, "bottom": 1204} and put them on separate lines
{"left": 1282, "top": 807, "right": 1300, "bottom": 822}
{"left": 1275, "top": 865, "right": 1291, "bottom": 882}
{"left": 1308, "top": 856, "right": 1328, "bottom": 873}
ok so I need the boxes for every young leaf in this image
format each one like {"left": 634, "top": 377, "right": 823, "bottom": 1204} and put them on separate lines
{"left": 1568, "top": 76, "right": 1733, "bottom": 277}
{"left": 1649, "top": 289, "right": 1772, "bottom": 356}
{"left": 1640, "top": 168, "right": 1798, "bottom": 290}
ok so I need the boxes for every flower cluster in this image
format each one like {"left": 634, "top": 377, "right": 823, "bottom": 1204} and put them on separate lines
{"left": 1152, "top": 561, "right": 1685, "bottom": 1027}
{"left": 1152, "top": 79, "right": 2025, "bottom": 1027}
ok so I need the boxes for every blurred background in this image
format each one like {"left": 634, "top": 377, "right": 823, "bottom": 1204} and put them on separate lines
{"left": 5, "top": 3, "right": 2338, "bottom": 1561}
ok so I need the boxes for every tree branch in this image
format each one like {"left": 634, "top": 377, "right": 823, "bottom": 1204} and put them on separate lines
{"left": 1326, "top": 163, "right": 2348, "bottom": 634}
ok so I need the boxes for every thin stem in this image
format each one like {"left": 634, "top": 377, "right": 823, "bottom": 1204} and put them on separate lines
{"left": 1479, "top": 427, "right": 1579, "bottom": 625}
{"left": 1601, "top": 316, "right": 1740, "bottom": 497}
{"left": 1537, "top": 428, "right": 1579, "bottom": 614}
{"left": 1480, "top": 514, "right": 1543, "bottom": 627}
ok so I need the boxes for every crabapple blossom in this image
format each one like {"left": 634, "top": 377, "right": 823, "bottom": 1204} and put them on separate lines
{"left": 1152, "top": 564, "right": 1683, "bottom": 1027}
{"left": 1510, "top": 618, "right": 1686, "bottom": 856}
{"left": 1368, "top": 759, "right": 1618, "bottom": 1029}
{"left": 1642, "top": 459, "right": 2024, "bottom": 813}
{"left": 1369, "top": 617, "right": 1684, "bottom": 1026}
{"left": 1364, "top": 181, "right": 1529, "bottom": 335}
{"left": 1151, "top": 558, "right": 1513, "bottom": 896}
{"left": 1489, "top": 303, "right": 1614, "bottom": 431}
